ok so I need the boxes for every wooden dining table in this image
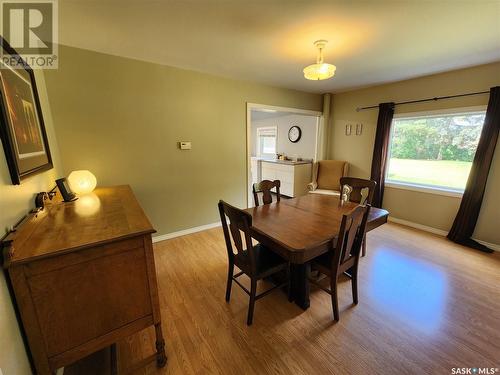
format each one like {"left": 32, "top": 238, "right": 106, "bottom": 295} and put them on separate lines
{"left": 245, "top": 193, "right": 389, "bottom": 310}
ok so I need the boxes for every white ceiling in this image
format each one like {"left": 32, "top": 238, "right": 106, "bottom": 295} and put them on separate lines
{"left": 58, "top": 0, "right": 500, "bottom": 93}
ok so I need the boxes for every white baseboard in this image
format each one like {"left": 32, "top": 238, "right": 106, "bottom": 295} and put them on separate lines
{"left": 152, "top": 222, "right": 221, "bottom": 243}
{"left": 388, "top": 216, "right": 500, "bottom": 251}
{"left": 475, "top": 239, "right": 500, "bottom": 252}
{"left": 388, "top": 217, "right": 449, "bottom": 236}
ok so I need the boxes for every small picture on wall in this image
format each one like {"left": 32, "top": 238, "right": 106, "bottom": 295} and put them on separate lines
{"left": 0, "top": 37, "right": 52, "bottom": 184}
{"left": 345, "top": 124, "right": 352, "bottom": 135}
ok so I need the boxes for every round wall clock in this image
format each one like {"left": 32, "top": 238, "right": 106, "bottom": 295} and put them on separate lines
{"left": 288, "top": 126, "right": 302, "bottom": 143}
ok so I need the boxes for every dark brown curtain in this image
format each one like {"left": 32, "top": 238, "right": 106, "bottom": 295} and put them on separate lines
{"left": 447, "top": 86, "right": 500, "bottom": 253}
{"left": 370, "top": 102, "right": 395, "bottom": 208}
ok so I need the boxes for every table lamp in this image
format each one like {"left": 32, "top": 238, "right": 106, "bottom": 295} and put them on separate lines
{"left": 67, "top": 170, "right": 97, "bottom": 195}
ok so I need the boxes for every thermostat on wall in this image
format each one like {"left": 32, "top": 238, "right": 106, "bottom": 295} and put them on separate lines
{"left": 179, "top": 141, "right": 192, "bottom": 150}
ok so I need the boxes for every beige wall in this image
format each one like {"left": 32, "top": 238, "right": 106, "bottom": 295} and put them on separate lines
{"left": 43, "top": 45, "right": 322, "bottom": 236}
{"left": 0, "top": 71, "right": 63, "bottom": 374}
{"left": 329, "top": 62, "right": 500, "bottom": 245}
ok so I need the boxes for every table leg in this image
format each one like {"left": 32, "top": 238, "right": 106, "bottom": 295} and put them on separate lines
{"left": 291, "top": 262, "right": 311, "bottom": 310}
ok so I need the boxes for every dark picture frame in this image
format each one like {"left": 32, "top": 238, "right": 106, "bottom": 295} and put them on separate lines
{"left": 0, "top": 36, "right": 52, "bottom": 184}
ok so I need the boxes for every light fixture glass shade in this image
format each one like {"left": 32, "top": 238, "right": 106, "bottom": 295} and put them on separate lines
{"left": 303, "top": 63, "right": 336, "bottom": 80}
{"left": 67, "top": 170, "right": 97, "bottom": 195}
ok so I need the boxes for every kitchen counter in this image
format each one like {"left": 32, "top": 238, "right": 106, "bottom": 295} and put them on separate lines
{"left": 261, "top": 159, "right": 312, "bottom": 166}
{"left": 260, "top": 160, "right": 312, "bottom": 197}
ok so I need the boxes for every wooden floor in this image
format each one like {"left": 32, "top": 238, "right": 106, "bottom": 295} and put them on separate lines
{"left": 66, "top": 223, "right": 500, "bottom": 375}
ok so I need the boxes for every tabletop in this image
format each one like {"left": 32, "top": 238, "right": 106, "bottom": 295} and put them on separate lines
{"left": 246, "top": 194, "right": 389, "bottom": 263}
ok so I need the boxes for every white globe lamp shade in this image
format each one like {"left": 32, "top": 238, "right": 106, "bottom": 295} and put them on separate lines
{"left": 68, "top": 170, "right": 97, "bottom": 195}
{"left": 303, "top": 63, "right": 336, "bottom": 80}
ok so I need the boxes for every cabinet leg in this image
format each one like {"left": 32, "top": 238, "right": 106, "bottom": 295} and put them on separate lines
{"left": 110, "top": 343, "right": 118, "bottom": 375}
{"left": 154, "top": 323, "right": 167, "bottom": 368}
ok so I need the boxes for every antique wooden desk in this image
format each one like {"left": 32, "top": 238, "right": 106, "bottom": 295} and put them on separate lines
{"left": 1, "top": 185, "right": 166, "bottom": 374}
{"left": 245, "top": 194, "right": 389, "bottom": 309}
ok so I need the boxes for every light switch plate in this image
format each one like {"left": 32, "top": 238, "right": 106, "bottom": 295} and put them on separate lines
{"left": 179, "top": 141, "right": 192, "bottom": 150}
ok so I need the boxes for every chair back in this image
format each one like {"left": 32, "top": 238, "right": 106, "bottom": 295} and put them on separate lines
{"left": 252, "top": 180, "right": 280, "bottom": 206}
{"left": 333, "top": 205, "right": 371, "bottom": 273}
{"left": 218, "top": 200, "right": 256, "bottom": 271}
{"left": 340, "top": 177, "right": 376, "bottom": 205}
{"left": 314, "top": 160, "right": 349, "bottom": 191}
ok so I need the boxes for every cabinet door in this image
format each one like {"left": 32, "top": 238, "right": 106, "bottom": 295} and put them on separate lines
{"left": 280, "top": 182, "right": 294, "bottom": 197}
{"left": 275, "top": 169, "right": 293, "bottom": 185}
{"left": 27, "top": 245, "right": 152, "bottom": 356}
{"left": 261, "top": 164, "right": 276, "bottom": 181}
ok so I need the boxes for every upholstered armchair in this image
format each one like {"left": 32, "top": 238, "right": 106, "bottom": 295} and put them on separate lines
{"left": 307, "top": 160, "right": 349, "bottom": 196}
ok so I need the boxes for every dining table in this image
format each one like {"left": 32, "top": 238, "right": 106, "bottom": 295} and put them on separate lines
{"left": 245, "top": 193, "right": 389, "bottom": 310}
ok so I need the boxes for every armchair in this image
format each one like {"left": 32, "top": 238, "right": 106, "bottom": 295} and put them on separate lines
{"left": 307, "top": 160, "right": 349, "bottom": 196}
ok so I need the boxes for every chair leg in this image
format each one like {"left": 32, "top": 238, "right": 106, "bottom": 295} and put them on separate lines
{"left": 351, "top": 267, "right": 359, "bottom": 305}
{"left": 225, "top": 263, "right": 234, "bottom": 302}
{"left": 247, "top": 278, "right": 257, "bottom": 326}
{"left": 331, "top": 278, "right": 340, "bottom": 322}
{"left": 362, "top": 234, "right": 367, "bottom": 257}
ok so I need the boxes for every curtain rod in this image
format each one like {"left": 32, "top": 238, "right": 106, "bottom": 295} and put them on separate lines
{"left": 355, "top": 90, "right": 490, "bottom": 112}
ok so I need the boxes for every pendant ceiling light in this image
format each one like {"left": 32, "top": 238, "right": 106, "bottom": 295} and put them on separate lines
{"left": 303, "top": 40, "right": 336, "bottom": 81}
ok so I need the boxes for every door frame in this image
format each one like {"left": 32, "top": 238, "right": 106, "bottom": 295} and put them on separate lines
{"left": 246, "top": 103, "right": 323, "bottom": 207}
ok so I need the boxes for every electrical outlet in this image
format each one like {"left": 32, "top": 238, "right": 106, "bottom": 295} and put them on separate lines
{"left": 179, "top": 141, "right": 192, "bottom": 150}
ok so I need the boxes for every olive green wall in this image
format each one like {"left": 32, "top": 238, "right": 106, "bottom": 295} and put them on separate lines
{"left": 43, "top": 46, "right": 323, "bottom": 236}
{"left": 0, "top": 71, "right": 63, "bottom": 374}
{"left": 328, "top": 62, "right": 500, "bottom": 245}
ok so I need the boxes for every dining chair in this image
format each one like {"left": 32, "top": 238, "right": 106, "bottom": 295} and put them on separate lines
{"left": 309, "top": 204, "right": 371, "bottom": 321}
{"left": 252, "top": 180, "right": 280, "bottom": 206}
{"left": 218, "top": 200, "right": 290, "bottom": 325}
{"left": 339, "top": 177, "right": 376, "bottom": 256}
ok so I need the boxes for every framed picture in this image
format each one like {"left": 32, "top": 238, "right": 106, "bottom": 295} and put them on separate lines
{"left": 0, "top": 36, "right": 52, "bottom": 184}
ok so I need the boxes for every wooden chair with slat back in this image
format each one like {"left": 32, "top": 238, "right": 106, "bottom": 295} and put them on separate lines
{"left": 340, "top": 177, "right": 376, "bottom": 256}
{"left": 218, "top": 200, "right": 290, "bottom": 325}
{"left": 252, "top": 180, "right": 281, "bottom": 206}
{"left": 309, "top": 204, "right": 371, "bottom": 321}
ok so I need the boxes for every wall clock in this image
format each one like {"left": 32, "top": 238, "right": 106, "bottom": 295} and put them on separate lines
{"left": 288, "top": 126, "right": 302, "bottom": 143}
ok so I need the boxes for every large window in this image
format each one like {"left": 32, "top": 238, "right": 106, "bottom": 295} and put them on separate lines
{"left": 256, "top": 126, "right": 277, "bottom": 157}
{"left": 386, "top": 109, "right": 485, "bottom": 194}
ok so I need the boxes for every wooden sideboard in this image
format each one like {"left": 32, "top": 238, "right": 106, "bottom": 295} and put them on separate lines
{"left": 1, "top": 185, "right": 166, "bottom": 374}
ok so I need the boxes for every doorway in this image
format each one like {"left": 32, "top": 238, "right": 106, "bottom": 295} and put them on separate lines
{"left": 246, "top": 103, "right": 323, "bottom": 207}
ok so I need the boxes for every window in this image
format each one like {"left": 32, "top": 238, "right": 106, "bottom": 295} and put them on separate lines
{"left": 386, "top": 109, "right": 486, "bottom": 194}
{"left": 257, "top": 126, "right": 277, "bottom": 157}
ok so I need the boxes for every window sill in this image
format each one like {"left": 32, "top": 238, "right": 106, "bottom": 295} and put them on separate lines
{"left": 385, "top": 181, "right": 464, "bottom": 198}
